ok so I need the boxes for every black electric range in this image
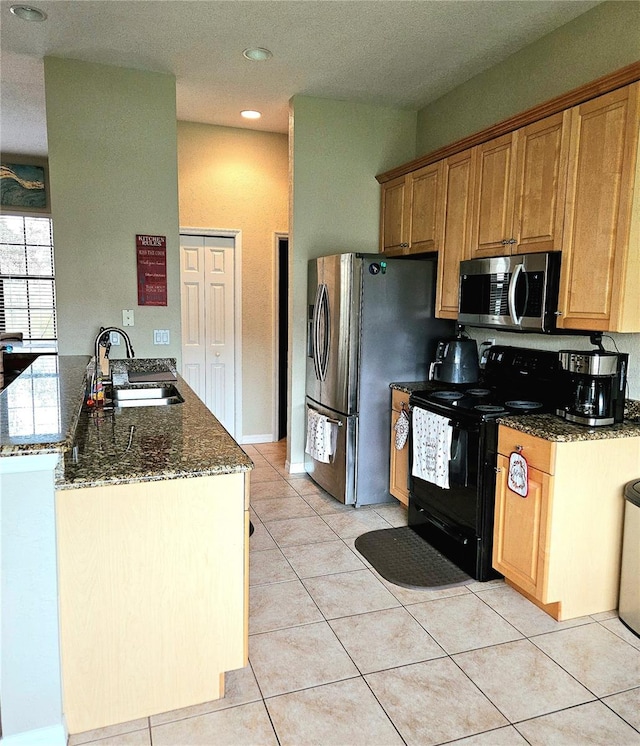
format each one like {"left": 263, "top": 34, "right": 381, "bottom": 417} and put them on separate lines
{"left": 408, "top": 346, "right": 562, "bottom": 581}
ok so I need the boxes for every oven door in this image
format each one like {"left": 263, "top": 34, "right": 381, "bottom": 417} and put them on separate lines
{"left": 408, "top": 410, "right": 498, "bottom": 580}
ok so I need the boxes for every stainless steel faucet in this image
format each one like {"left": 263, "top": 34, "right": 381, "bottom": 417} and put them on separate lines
{"left": 91, "top": 327, "right": 135, "bottom": 399}
{"left": 94, "top": 326, "right": 135, "bottom": 367}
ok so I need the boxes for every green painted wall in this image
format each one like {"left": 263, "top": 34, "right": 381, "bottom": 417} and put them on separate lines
{"left": 416, "top": 1, "right": 640, "bottom": 155}
{"left": 44, "top": 58, "right": 181, "bottom": 360}
{"left": 288, "top": 96, "right": 416, "bottom": 469}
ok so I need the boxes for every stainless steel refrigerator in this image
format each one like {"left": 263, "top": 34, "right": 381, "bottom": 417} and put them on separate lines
{"left": 305, "top": 252, "right": 454, "bottom": 506}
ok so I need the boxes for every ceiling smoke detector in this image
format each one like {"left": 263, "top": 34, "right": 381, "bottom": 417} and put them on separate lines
{"left": 9, "top": 4, "right": 47, "bottom": 21}
{"left": 242, "top": 48, "right": 272, "bottom": 62}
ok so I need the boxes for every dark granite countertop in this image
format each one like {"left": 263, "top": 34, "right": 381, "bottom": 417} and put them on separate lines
{"left": 497, "top": 412, "right": 640, "bottom": 442}
{"left": 0, "top": 355, "right": 253, "bottom": 488}
{"left": 389, "top": 381, "right": 640, "bottom": 443}
{"left": 0, "top": 354, "right": 88, "bottom": 455}
{"left": 389, "top": 381, "right": 430, "bottom": 394}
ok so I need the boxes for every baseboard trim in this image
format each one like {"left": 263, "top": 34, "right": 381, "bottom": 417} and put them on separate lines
{"left": 286, "top": 460, "right": 306, "bottom": 474}
{"left": 239, "top": 434, "right": 275, "bottom": 444}
{"left": 2, "top": 724, "right": 66, "bottom": 746}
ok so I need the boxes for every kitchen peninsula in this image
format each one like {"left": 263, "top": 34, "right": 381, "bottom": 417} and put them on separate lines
{"left": 0, "top": 355, "right": 253, "bottom": 740}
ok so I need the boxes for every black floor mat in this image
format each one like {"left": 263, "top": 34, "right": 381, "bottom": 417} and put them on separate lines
{"left": 354, "top": 526, "right": 472, "bottom": 590}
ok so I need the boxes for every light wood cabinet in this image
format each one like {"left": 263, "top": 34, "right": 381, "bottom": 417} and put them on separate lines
{"left": 470, "top": 133, "right": 516, "bottom": 258}
{"left": 56, "top": 472, "right": 249, "bottom": 733}
{"left": 470, "top": 112, "right": 570, "bottom": 259}
{"left": 435, "top": 149, "right": 476, "bottom": 318}
{"left": 512, "top": 111, "right": 570, "bottom": 254}
{"left": 556, "top": 82, "right": 640, "bottom": 332}
{"left": 378, "top": 72, "right": 640, "bottom": 329}
{"left": 493, "top": 426, "right": 640, "bottom": 620}
{"left": 380, "top": 163, "right": 443, "bottom": 255}
{"left": 380, "top": 175, "right": 409, "bottom": 254}
{"left": 390, "top": 389, "right": 410, "bottom": 505}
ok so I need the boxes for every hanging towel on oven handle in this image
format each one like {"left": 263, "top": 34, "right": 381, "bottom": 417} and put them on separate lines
{"left": 411, "top": 408, "right": 453, "bottom": 489}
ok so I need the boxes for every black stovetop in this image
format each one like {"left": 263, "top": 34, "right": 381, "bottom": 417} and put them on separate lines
{"left": 411, "top": 345, "right": 562, "bottom": 423}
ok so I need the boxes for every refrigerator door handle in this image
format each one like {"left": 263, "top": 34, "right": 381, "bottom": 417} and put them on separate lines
{"left": 316, "top": 283, "right": 330, "bottom": 381}
{"left": 312, "top": 284, "right": 323, "bottom": 380}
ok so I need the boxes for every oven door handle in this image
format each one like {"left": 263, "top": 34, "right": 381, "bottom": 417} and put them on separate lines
{"left": 413, "top": 505, "right": 470, "bottom": 546}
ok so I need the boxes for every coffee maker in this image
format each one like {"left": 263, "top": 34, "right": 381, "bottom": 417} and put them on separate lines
{"left": 556, "top": 340, "right": 628, "bottom": 427}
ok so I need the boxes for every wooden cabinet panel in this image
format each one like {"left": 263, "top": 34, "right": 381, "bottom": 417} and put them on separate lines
{"left": 493, "top": 455, "right": 551, "bottom": 598}
{"left": 557, "top": 83, "right": 640, "bottom": 332}
{"left": 436, "top": 149, "right": 476, "bottom": 319}
{"left": 380, "top": 165, "right": 443, "bottom": 256}
{"left": 470, "top": 133, "right": 516, "bottom": 258}
{"left": 512, "top": 111, "right": 570, "bottom": 254}
{"left": 497, "top": 427, "right": 555, "bottom": 474}
{"left": 495, "top": 426, "right": 640, "bottom": 620}
{"left": 408, "top": 162, "right": 443, "bottom": 253}
{"left": 390, "top": 389, "right": 410, "bottom": 505}
{"left": 56, "top": 473, "right": 247, "bottom": 733}
{"left": 381, "top": 175, "right": 409, "bottom": 254}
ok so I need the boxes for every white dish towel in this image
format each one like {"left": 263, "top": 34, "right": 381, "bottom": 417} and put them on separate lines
{"left": 305, "top": 408, "right": 338, "bottom": 464}
{"left": 411, "top": 408, "right": 453, "bottom": 489}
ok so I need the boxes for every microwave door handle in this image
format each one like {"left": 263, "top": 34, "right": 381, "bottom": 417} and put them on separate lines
{"left": 508, "top": 263, "right": 524, "bottom": 326}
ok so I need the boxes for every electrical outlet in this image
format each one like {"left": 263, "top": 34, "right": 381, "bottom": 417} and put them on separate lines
{"left": 109, "top": 331, "right": 120, "bottom": 345}
{"left": 122, "top": 309, "right": 134, "bottom": 326}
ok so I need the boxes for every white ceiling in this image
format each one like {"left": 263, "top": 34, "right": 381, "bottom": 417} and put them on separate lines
{"left": 0, "top": 0, "right": 602, "bottom": 157}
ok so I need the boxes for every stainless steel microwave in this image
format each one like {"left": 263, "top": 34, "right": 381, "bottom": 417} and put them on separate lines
{"left": 458, "top": 252, "right": 561, "bottom": 333}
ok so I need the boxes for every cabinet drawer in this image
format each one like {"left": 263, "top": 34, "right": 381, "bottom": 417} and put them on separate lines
{"left": 498, "top": 426, "right": 555, "bottom": 474}
{"left": 391, "top": 388, "right": 411, "bottom": 411}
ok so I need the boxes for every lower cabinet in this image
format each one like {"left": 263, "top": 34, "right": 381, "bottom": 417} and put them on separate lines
{"left": 390, "top": 389, "right": 410, "bottom": 505}
{"left": 56, "top": 472, "right": 249, "bottom": 734}
{"left": 493, "top": 426, "right": 640, "bottom": 620}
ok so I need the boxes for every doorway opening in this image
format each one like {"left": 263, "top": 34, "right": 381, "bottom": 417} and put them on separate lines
{"left": 276, "top": 235, "right": 288, "bottom": 441}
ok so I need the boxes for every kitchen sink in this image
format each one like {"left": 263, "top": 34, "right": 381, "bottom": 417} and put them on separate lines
{"left": 110, "top": 384, "right": 184, "bottom": 408}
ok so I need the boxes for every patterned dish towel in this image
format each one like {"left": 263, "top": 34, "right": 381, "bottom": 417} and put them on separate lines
{"left": 411, "top": 408, "right": 452, "bottom": 489}
{"left": 305, "top": 407, "right": 338, "bottom": 463}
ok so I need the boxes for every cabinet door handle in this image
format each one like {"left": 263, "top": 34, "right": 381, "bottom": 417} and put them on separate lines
{"left": 515, "top": 445, "right": 524, "bottom": 452}
{"left": 501, "top": 239, "right": 509, "bottom": 245}
{"left": 494, "top": 467, "right": 502, "bottom": 473}
{"left": 509, "top": 238, "right": 517, "bottom": 244}
{"left": 554, "top": 310, "right": 563, "bottom": 316}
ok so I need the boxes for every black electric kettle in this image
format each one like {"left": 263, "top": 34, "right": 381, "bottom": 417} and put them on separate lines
{"left": 429, "top": 332, "right": 479, "bottom": 384}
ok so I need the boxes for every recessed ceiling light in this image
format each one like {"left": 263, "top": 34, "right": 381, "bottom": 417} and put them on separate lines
{"left": 9, "top": 4, "right": 47, "bottom": 21}
{"left": 242, "top": 48, "right": 272, "bottom": 62}
{"left": 241, "top": 110, "right": 262, "bottom": 120}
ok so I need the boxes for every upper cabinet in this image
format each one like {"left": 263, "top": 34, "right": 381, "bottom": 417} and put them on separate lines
{"left": 512, "top": 112, "right": 570, "bottom": 255}
{"left": 556, "top": 83, "right": 640, "bottom": 332}
{"left": 469, "top": 132, "right": 516, "bottom": 257}
{"left": 469, "top": 112, "right": 570, "bottom": 259}
{"left": 380, "top": 163, "right": 443, "bottom": 255}
{"left": 380, "top": 174, "right": 409, "bottom": 254}
{"left": 435, "top": 149, "right": 476, "bottom": 318}
{"left": 377, "top": 65, "right": 640, "bottom": 330}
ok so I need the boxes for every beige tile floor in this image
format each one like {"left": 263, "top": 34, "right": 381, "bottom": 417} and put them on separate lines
{"left": 71, "top": 440, "right": 640, "bottom": 746}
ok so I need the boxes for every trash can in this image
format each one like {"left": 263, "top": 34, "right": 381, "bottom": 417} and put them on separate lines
{"left": 619, "top": 479, "right": 640, "bottom": 637}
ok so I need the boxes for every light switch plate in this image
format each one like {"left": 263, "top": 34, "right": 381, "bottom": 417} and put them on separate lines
{"left": 122, "top": 309, "right": 134, "bottom": 326}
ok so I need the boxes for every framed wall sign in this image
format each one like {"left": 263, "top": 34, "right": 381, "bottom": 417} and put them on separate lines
{"left": 136, "top": 234, "right": 167, "bottom": 306}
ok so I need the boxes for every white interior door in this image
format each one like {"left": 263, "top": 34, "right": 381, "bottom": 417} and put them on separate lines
{"left": 180, "top": 234, "right": 236, "bottom": 435}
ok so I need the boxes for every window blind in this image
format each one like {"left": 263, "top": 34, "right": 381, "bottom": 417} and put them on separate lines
{"left": 0, "top": 215, "right": 57, "bottom": 340}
